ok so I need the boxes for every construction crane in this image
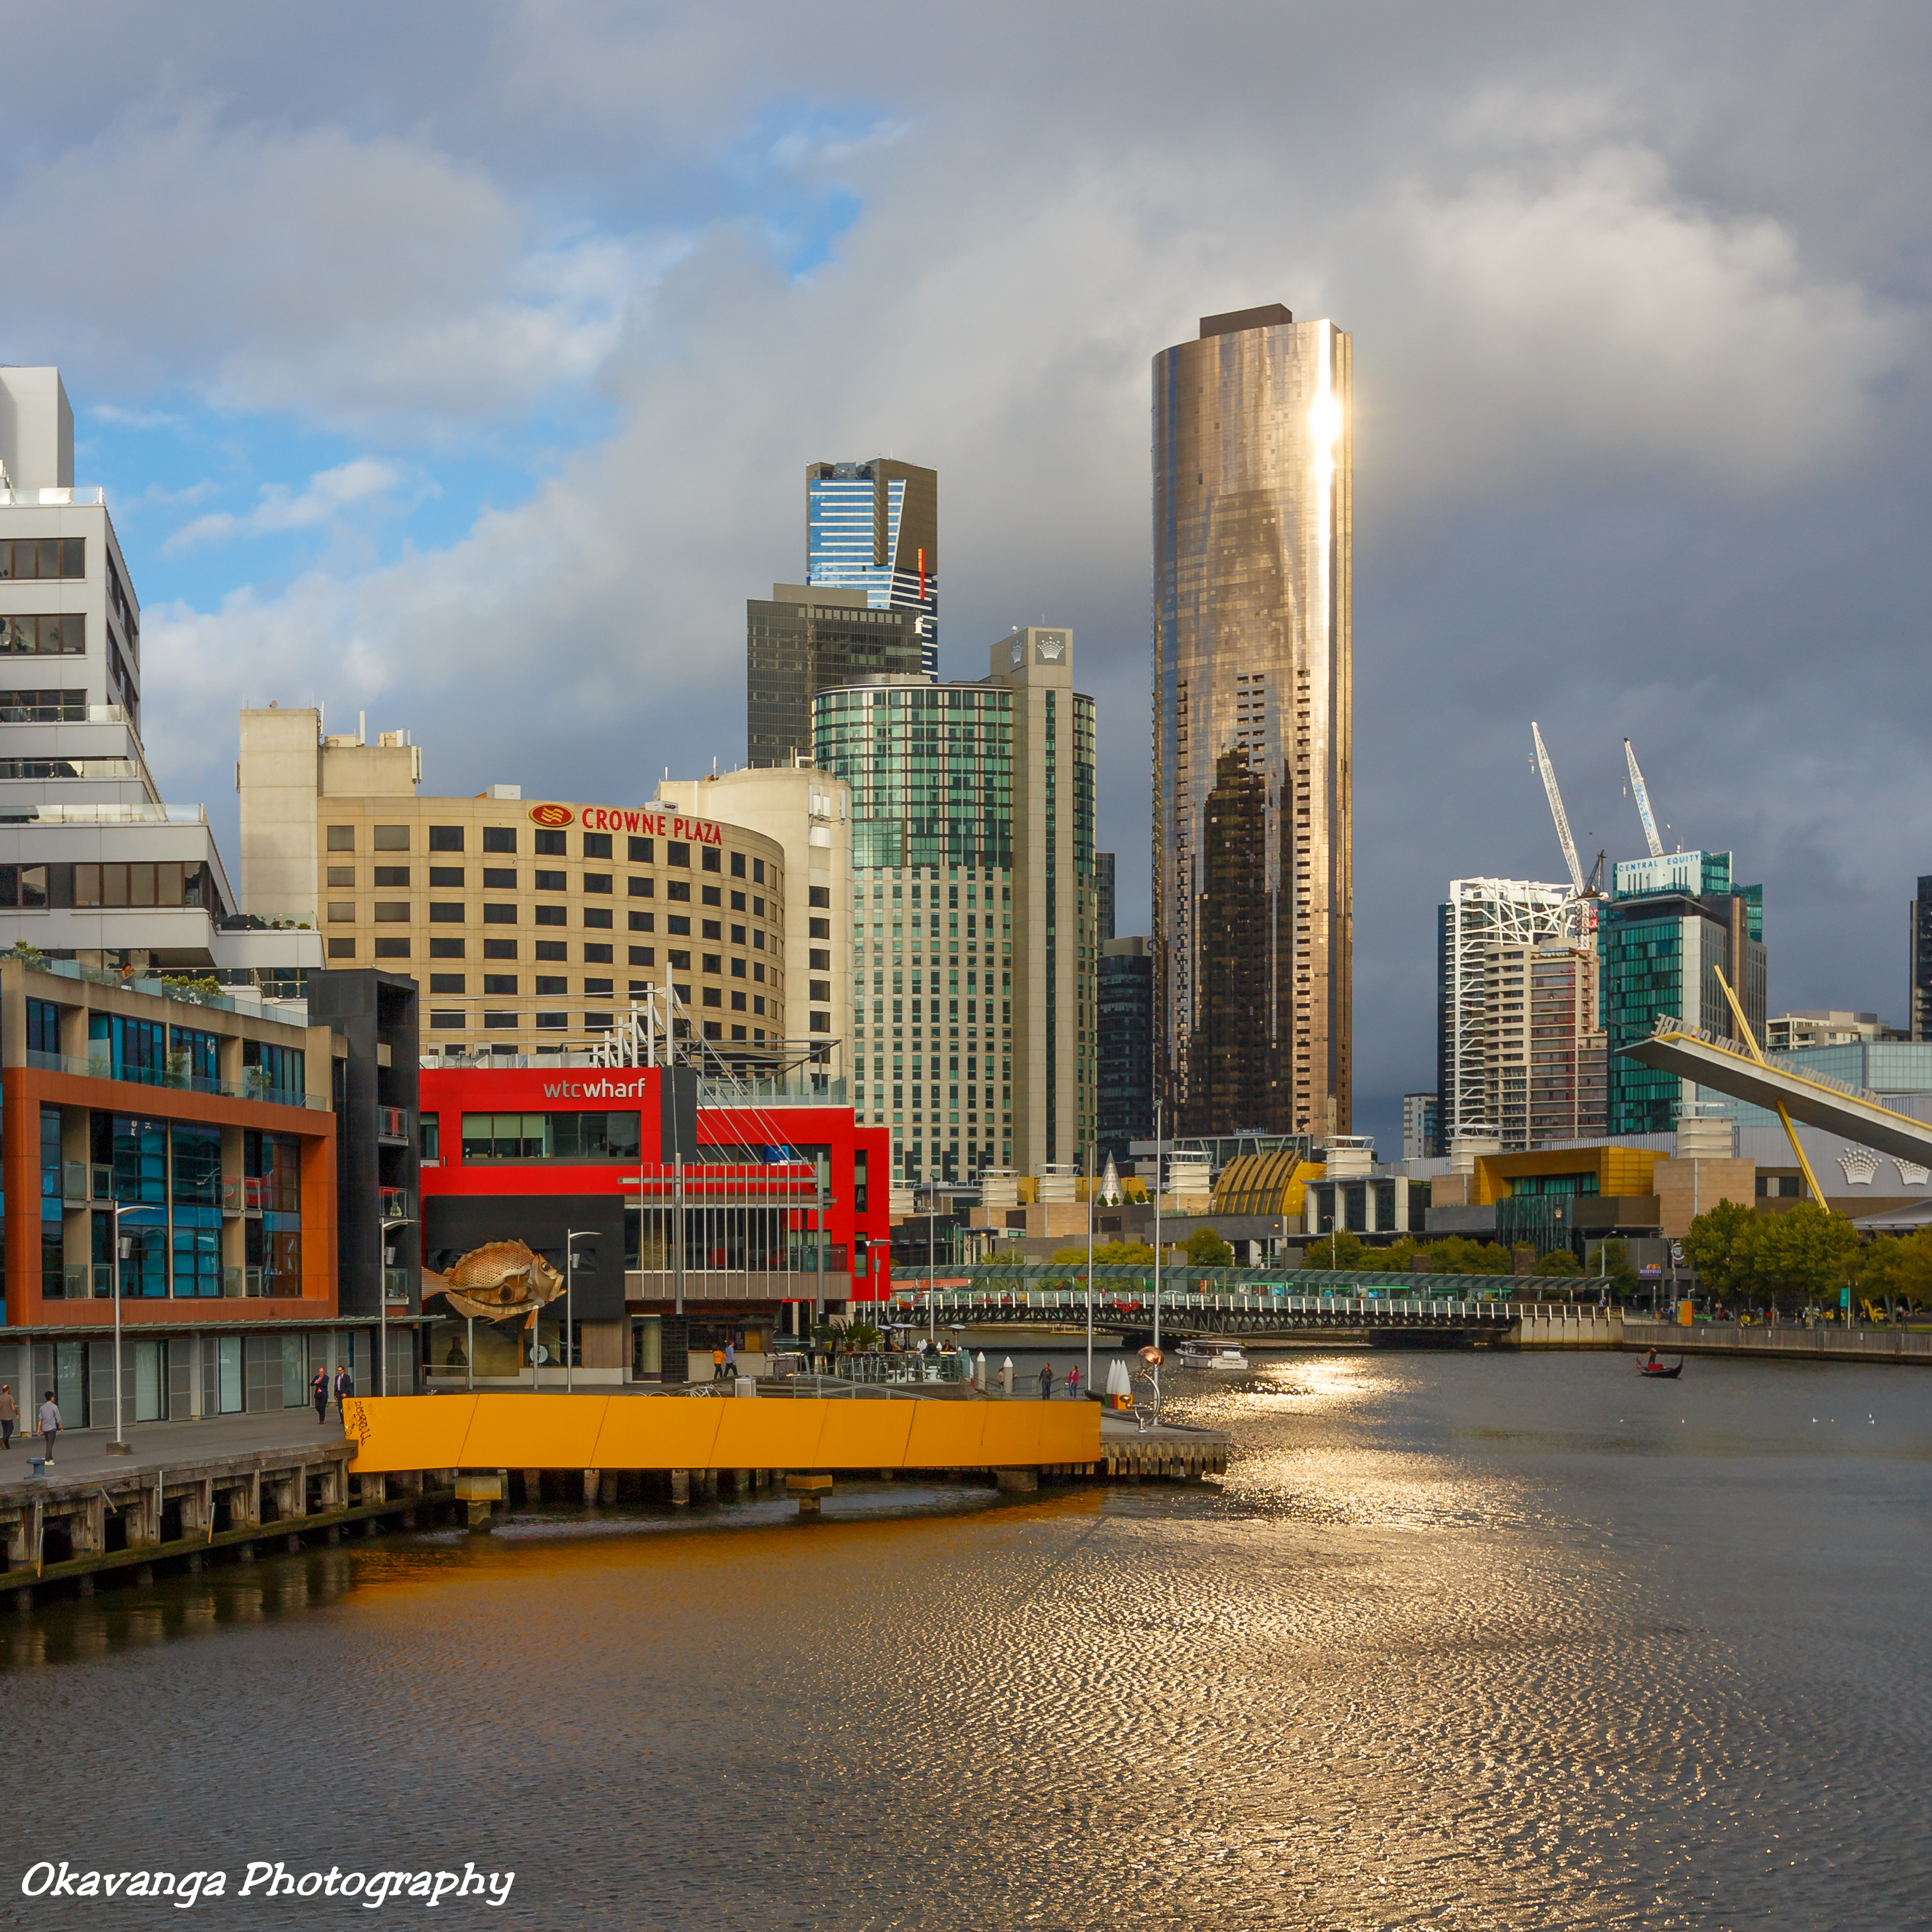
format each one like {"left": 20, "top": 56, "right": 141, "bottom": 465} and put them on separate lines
{"left": 1530, "top": 722, "right": 1585, "bottom": 896}
{"left": 1623, "top": 738, "right": 1664, "bottom": 859}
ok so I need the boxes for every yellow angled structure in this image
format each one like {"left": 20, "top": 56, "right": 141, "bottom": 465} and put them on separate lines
{"left": 341, "top": 1394, "right": 1100, "bottom": 1476}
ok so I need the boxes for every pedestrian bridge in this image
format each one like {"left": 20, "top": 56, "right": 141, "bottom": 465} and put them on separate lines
{"left": 1619, "top": 1021, "right": 1932, "bottom": 1167}
{"left": 341, "top": 1391, "right": 1100, "bottom": 1476}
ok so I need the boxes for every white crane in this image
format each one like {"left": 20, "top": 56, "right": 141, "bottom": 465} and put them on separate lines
{"left": 1623, "top": 738, "right": 1665, "bottom": 858}
{"left": 1530, "top": 722, "right": 1585, "bottom": 896}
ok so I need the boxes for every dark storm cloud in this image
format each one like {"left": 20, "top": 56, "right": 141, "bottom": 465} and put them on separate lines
{"left": 2, "top": 2, "right": 1929, "bottom": 1145}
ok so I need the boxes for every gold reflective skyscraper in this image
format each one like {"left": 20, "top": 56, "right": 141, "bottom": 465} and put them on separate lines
{"left": 1152, "top": 305, "right": 1352, "bottom": 1137}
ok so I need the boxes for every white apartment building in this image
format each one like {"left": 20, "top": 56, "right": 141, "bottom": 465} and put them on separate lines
{"left": 0, "top": 367, "right": 317, "bottom": 989}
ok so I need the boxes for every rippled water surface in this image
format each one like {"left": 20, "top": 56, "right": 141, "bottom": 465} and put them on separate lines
{"left": 5, "top": 1349, "right": 1930, "bottom": 1930}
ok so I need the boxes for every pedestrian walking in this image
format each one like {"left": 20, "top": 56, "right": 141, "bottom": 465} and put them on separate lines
{"left": 1065, "top": 1365, "right": 1080, "bottom": 1401}
{"left": 37, "top": 1390, "right": 60, "bottom": 1467}
{"left": 0, "top": 1382, "right": 15, "bottom": 1450}
{"left": 724, "top": 1339, "right": 737, "bottom": 1379}
{"left": 334, "top": 1362, "right": 355, "bottom": 1410}
{"left": 1039, "top": 1363, "right": 1054, "bottom": 1400}
{"left": 711, "top": 1345, "right": 726, "bottom": 1383}
{"left": 311, "top": 1366, "right": 330, "bottom": 1424}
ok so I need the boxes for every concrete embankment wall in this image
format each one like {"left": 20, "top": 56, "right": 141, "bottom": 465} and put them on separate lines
{"left": 1509, "top": 1312, "right": 1624, "bottom": 1350}
{"left": 1620, "top": 1320, "right": 1932, "bottom": 1366}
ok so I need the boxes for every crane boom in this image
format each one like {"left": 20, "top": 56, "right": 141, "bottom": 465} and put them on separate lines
{"left": 1531, "top": 722, "right": 1586, "bottom": 894}
{"left": 1623, "top": 739, "right": 1664, "bottom": 858}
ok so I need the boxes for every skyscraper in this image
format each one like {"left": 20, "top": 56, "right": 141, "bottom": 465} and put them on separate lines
{"left": 1912, "top": 876, "right": 1932, "bottom": 1040}
{"left": 1152, "top": 304, "right": 1352, "bottom": 1138}
{"left": 1094, "top": 851, "right": 1116, "bottom": 943}
{"left": 812, "top": 628, "right": 1096, "bottom": 1184}
{"left": 1097, "top": 936, "right": 1154, "bottom": 1164}
{"left": 746, "top": 583, "right": 922, "bottom": 768}
{"left": 806, "top": 459, "right": 938, "bottom": 679}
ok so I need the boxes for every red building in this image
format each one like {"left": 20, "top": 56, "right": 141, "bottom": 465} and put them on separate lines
{"left": 418, "top": 1063, "right": 890, "bottom": 1384}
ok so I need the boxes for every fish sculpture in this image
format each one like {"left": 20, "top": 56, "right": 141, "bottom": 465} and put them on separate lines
{"left": 423, "top": 1239, "right": 566, "bottom": 1327}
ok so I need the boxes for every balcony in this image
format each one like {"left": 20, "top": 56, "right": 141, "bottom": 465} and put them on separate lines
{"left": 383, "top": 1269, "right": 414, "bottom": 1306}
{"left": 379, "top": 1188, "right": 414, "bottom": 1224}
{"left": 376, "top": 1106, "right": 409, "bottom": 1143}
{"left": 0, "top": 486, "right": 105, "bottom": 506}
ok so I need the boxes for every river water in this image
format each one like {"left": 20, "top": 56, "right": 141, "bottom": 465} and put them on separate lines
{"left": 3, "top": 1348, "right": 1929, "bottom": 1930}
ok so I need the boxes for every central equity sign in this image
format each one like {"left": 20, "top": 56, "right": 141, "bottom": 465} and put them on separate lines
{"left": 527, "top": 804, "right": 723, "bottom": 844}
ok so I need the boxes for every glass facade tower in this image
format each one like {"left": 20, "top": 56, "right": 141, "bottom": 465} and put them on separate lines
{"left": 1152, "top": 305, "right": 1352, "bottom": 1139}
{"left": 806, "top": 459, "right": 938, "bottom": 679}
{"left": 813, "top": 629, "right": 1095, "bottom": 1185}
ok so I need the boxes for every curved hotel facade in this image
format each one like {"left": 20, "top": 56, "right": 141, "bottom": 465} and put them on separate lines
{"left": 1152, "top": 304, "right": 1352, "bottom": 1138}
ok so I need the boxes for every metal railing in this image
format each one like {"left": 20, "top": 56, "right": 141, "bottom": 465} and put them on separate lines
{"left": 377, "top": 1106, "right": 409, "bottom": 1140}
{"left": 379, "top": 1188, "right": 414, "bottom": 1223}
{"left": 835, "top": 1349, "right": 972, "bottom": 1385}
{"left": 24, "top": 1044, "right": 323, "bottom": 1109}
{"left": 383, "top": 1269, "right": 413, "bottom": 1304}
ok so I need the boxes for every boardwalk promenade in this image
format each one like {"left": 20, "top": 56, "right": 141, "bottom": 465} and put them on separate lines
{"left": 1622, "top": 1320, "right": 1932, "bottom": 1366}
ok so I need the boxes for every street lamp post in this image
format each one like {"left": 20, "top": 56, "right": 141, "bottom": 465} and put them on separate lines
{"left": 1152, "top": 1099, "right": 1164, "bottom": 1355}
{"left": 379, "top": 1210, "right": 416, "bottom": 1398}
{"left": 1084, "top": 1142, "right": 1095, "bottom": 1393}
{"left": 927, "top": 1181, "right": 938, "bottom": 1349}
{"left": 564, "top": 1231, "right": 597, "bottom": 1395}
{"left": 106, "top": 1202, "right": 144, "bottom": 1455}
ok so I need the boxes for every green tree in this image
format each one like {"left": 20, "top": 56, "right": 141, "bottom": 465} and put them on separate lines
{"left": 1419, "top": 1235, "right": 1513, "bottom": 1276}
{"left": 1301, "top": 1229, "right": 1370, "bottom": 1272}
{"left": 1535, "top": 1247, "right": 1582, "bottom": 1276}
{"left": 1093, "top": 1240, "right": 1156, "bottom": 1266}
{"left": 1855, "top": 1228, "right": 1932, "bottom": 1311}
{"left": 1740, "top": 1201, "right": 1856, "bottom": 1311}
{"left": 1583, "top": 1239, "right": 1641, "bottom": 1298}
{"left": 1683, "top": 1197, "right": 1757, "bottom": 1299}
{"left": 1184, "top": 1226, "right": 1235, "bottom": 1267}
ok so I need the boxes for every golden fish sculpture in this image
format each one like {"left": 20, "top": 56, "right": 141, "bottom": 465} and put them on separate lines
{"left": 423, "top": 1239, "right": 566, "bottom": 1328}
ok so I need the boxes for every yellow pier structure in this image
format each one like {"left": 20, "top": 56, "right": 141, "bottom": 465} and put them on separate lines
{"left": 342, "top": 1393, "right": 1102, "bottom": 1479}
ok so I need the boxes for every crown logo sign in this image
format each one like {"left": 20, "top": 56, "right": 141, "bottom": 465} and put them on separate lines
{"left": 1837, "top": 1147, "right": 1880, "bottom": 1186}
{"left": 1895, "top": 1159, "right": 1931, "bottom": 1189}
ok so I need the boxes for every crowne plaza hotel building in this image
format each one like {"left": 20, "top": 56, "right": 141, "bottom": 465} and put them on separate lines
{"left": 237, "top": 711, "right": 786, "bottom": 1064}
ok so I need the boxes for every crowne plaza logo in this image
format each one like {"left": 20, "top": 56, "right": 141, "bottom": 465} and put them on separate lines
{"left": 529, "top": 803, "right": 575, "bottom": 828}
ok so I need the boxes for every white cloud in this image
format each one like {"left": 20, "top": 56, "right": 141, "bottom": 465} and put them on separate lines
{"left": 165, "top": 458, "right": 407, "bottom": 550}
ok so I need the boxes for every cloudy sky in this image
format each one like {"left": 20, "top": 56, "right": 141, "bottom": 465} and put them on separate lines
{"left": 3, "top": 2, "right": 1929, "bottom": 1149}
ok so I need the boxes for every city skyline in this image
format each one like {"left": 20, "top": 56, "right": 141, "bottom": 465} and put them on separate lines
{"left": 3, "top": 8, "right": 1930, "bottom": 1157}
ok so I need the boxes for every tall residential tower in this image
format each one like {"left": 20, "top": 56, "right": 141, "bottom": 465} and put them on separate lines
{"left": 1152, "top": 305, "right": 1352, "bottom": 1138}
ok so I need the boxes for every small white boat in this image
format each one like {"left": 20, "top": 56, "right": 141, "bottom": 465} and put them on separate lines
{"left": 1176, "top": 1342, "right": 1249, "bottom": 1372}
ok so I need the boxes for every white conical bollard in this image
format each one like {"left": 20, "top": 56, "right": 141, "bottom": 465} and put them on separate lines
{"left": 999, "top": 1356, "right": 1013, "bottom": 1395}
{"left": 975, "top": 1350, "right": 988, "bottom": 1391}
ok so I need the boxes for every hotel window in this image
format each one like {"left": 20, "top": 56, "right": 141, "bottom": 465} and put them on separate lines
{"left": 483, "top": 867, "right": 515, "bottom": 888}
{"left": 583, "top": 906, "right": 612, "bottom": 929}
{"left": 535, "top": 976, "right": 567, "bottom": 995}
{"left": 628, "top": 876, "right": 654, "bottom": 897}
{"left": 429, "top": 974, "right": 465, "bottom": 993}
{"left": 373, "top": 866, "right": 409, "bottom": 888}
{"left": 584, "top": 943, "right": 613, "bottom": 964}
{"left": 730, "top": 851, "right": 746, "bottom": 878}
{"left": 327, "top": 903, "right": 355, "bottom": 922}
{"left": 327, "top": 938, "right": 355, "bottom": 958}
{"left": 668, "top": 842, "right": 690, "bottom": 867}
{"left": 582, "top": 832, "right": 612, "bottom": 860}
{"left": 534, "top": 829, "right": 566, "bottom": 857}
{"left": 731, "top": 958, "right": 747, "bottom": 978}
{"left": 584, "top": 1011, "right": 613, "bottom": 1030}
{"left": 629, "top": 912, "right": 654, "bottom": 932}
{"left": 628, "top": 837, "right": 653, "bottom": 862}
{"left": 753, "top": 858, "right": 765, "bottom": 883}
{"left": 429, "top": 1011, "right": 464, "bottom": 1029}
{"left": 483, "top": 938, "right": 516, "bottom": 959}
{"left": 0, "top": 864, "right": 48, "bottom": 908}
{"left": 483, "top": 904, "right": 516, "bottom": 924}
{"left": 673, "top": 983, "right": 690, "bottom": 1001}
{"left": 730, "top": 991, "right": 747, "bottom": 1011}
{"left": 327, "top": 867, "right": 354, "bottom": 887}
{"left": 534, "top": 940, "right": 566, "bottom": 962}
{"left": 374, "top": 937, "right": 409, "bottom": 958}
{"left": 483, "top": 826, "right": 516, "bottom": 853}
{"left": 701, "top": 849, "right": 722, "bottom": 874}
{"left": 701, "top": 920, "right": 722, "bottom": 941}
{"left": 430, "top": 937, "right": 465, "bottom": 958}
{"left": 629, "top": 947, "right": 655, "bottom": 966}
{"left": 327, "top": 826, "right": 355, "bottom": 850}
{"left": 372, "top": 825, "right": 409, "bottom": 850}
{"left": 429, "top": 867, "right": 464, "bottom": 887}
{"left": 730, "top": 924, "right": 745, "bottom": 945}
{"left": 484, "top": 975, "right": 518, "bottom": 995}
{"left": 373, "top": 902, "right": 409, "bottom": 922}
{"left": 429, "top": 825, "right": 464, "bottom": 851}
{"left": 534, "top": 868, "right": 566, "bottom": 892}
{"left": 666, "top": 915, "right": 690, "bottom": 936}
{"left": 702, "top": 953, "right": 722, "bottom": 974}
{"left": 483, "top": 1013, "right": 517, "bottom": 1029}
{"left": 666, "top": 879, "right": 690, "bottom": 902}
{"left": 534, "top": 1012, "right": 568, "bottom": 1030}
{"left": 583, "top": 872, "right": 612, "bottom": 893}
{"left": 701, "top": 988, "right": 721, "bottom": 1007}
{"left": 534, "top": 905, "right": 567, "bottom": 926}
{"left": 429, "top": 903, "right": 464, "bottom": 922}
{"left": 668, "top": 950, "right": 691, "bottom": 970}
{"left": 701, "top": 886, "right": 722, "bottom": 907}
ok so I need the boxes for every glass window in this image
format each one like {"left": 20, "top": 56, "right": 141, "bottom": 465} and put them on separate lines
{"left": 242, "top": 1040, "right": 305, "bottom": 1102}
{"left": 533, "top": 940, "right": 567, "bottom": 962}
{"left": 483, "top": 826, "right": 516, "bottom": 853}
{"left": 583, "top": 906, "right": 612, "bottom": 929}
{"left": 582, "top": 832, "right": 612, "bottom": 860}
{"left": 534, "top": 829, "right": 566, "bottom": 857}
{"left": 26, "top": 997, "right": 60, "bottom": 1056}
{"left": 170, "top": 1025, "right": 219, "bottom": 1089}
{"left": 372, "top": 825, "right": 409, "bottom": 850}
{"left": 429, "top": 825, "right": 464, "bottom": 851}
{"left": 628, "top": 837, "right": 653, "bottom": 862}
{"left": 326, "top": 825, "right": 355, "bottom": 851}
{"left": 484, "top": 904, "right": 517, "bottom": 924}
{"left": 533, "top": 869, "right": 566, "bottom": 892}
{"left": 534, "top": 905, "right": 567, "bottom": 926}
{"left": 668, "top": 842, "right": 690, "bottom": 867}
{"left": 459, "top": 1111, "right": 642, "bottom": 1162}
{"left": 629, "top": 911, "right": 654, "bottom": 932}
{"left": 430, "top": 936, "right": 466, "bottom": 958}
{"left": 583, "top": 872, "right": 612, "bottom": 893}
